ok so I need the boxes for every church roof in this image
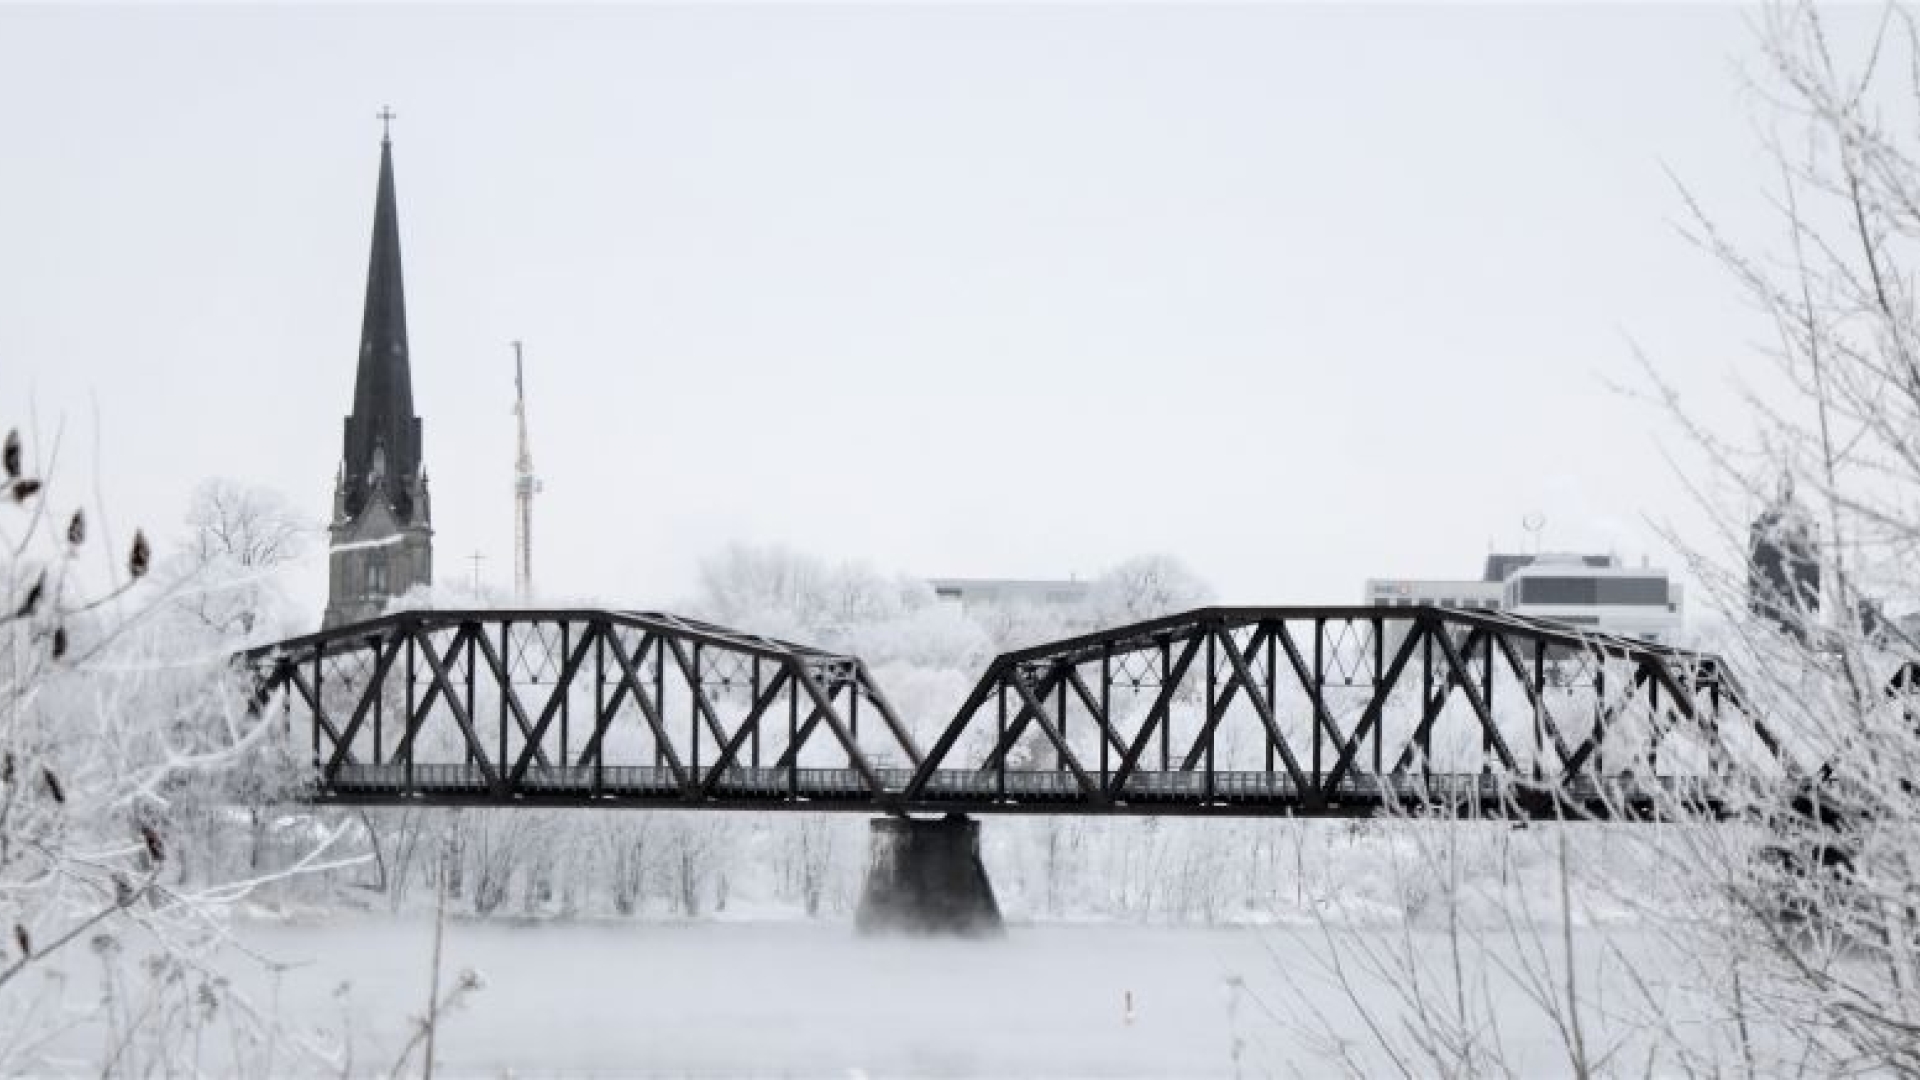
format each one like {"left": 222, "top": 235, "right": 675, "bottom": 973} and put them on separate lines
{"left": 341, "top": 131, "right": 423, "bottom": 523}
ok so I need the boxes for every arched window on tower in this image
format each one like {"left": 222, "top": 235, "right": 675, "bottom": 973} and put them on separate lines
{"left": 366, "top": 558, "right": 388, "bottom": 596}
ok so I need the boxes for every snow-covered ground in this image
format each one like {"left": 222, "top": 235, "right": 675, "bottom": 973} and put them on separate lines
{"left": 141, "top": 916, "right": 1687, "bottom": 1078}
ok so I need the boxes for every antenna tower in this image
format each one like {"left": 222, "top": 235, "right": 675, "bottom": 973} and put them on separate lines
{"left": 512, "top": 341, "right": 541, "bottom": 599}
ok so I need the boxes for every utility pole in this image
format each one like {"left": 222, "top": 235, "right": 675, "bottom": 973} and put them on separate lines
{"left": 512, "top": 341, "right": 542, "bottom": 600}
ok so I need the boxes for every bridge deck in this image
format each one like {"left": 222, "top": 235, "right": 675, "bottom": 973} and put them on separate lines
{"left": 314, "top": 764, "right": 1720, "bottom": 819}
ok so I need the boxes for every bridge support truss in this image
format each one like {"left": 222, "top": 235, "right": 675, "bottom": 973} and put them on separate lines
{"left": 249, "top": 609, "right": 923, "bottom": 807}
{"left": 901, "top": 606, "right": 1782, "bottom": 818}
{"left": 251, "top": 606, "right": 1785, "bottom": 820}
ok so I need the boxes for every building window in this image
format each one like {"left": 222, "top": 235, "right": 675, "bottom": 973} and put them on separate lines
{"left": 1517, "top": 576, "right": 1668, "bottom": 607}
{"left": 366, "top": 559, "right": 388, "bottom": 595}
{"left": 1520, "top": 577, "right": 1597, "bottom": 606}
{"left": 1598, "top": 578, "right": 1670, "bottom": 606}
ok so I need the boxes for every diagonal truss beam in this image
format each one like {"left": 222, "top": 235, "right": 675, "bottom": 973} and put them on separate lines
{"left": 1006, "top": 667, "right": 1098, "bottom": 796}
{"left": 1493, "top": 633, "right": 1576, "bottom": 772}
{"left": 698, "top": 666, "right": 796, "bottom": 797}
{"left": 507, "top": 624, "right": 600, "bottom": 784}
{"left": 1323, "top": 621, "right": 1428, "bottom": 793}
{"left": 284, "top": 663, "right": 348, "bottom": 761}
{"left": 854, "top": 665, "right": 925, "bottom": 768}
{"left": 319, "top": 631, "right": 407, "bottom": 775}
{"left": 469, "top": 624, "right": 553, "bottom": 769}
{"left": 1563, "top": 665, "right": 1649, "bottom": 777}
{"left": 1063, "top": 665, "right": 1131, "bottom": 761}
{"left": 791, "top": 664, "right": 882, "bottom": 792}
{"left": 663, "top": 635, "right": 736, "bottom": 750}
{"left": 901, "top": 672, "right": 1000, "bottom": 799}
{"left": 1176, "top": 625, "right": 1272, "bottom": 771}
{"left": 579, "top": 628, "right": 687, "bottom": 784}
{"left": 1431, "top": 623, "right": 1517, "bottom": 771}
{"left": 1108, "top": 634, "right": 1206, "bottom": 793}
{"left": 1181, "top": 625, "right": 1312, "bottom": 794}
{"left": 1274, "top": 621, "right": 1350, "bottom": 754}
{"left": 408, "top": 624, "right": 501, "bottom": 790}
{"left": 390, "top": 625, "right": 481, "bottom": 763}
{"left": 979, "top": 663, "right": 1071, "bottom": 773}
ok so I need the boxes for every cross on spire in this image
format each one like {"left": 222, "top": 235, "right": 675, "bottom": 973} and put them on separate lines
{"left": 377, "top": 105, "right": 397, "bottom": 142}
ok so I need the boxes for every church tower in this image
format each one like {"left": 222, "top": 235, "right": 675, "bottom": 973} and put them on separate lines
{"left": 324, "top": 117, "right": 433, "bottom": 628}
{"left": 1748, "top": 473, "right": 1819, "bottom": 638}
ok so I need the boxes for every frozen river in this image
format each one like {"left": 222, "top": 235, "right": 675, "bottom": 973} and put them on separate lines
{"left": 196, "top": 915, "right": 1688, "bottom": 1078}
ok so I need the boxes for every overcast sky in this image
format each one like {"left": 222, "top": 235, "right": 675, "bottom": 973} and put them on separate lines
{"left": 0, "top": 4, "right": 1832, "bottom": 618}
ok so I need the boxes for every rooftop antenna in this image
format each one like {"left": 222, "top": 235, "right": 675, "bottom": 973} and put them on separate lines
{"left": 1522, "top": 511, "right": 1546, "bottom": 555}
{"left": 512, "top": 341, "right": 542, "bottom": 600}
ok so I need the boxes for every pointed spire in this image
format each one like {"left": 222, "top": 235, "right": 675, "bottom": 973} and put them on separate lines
{"left": 341, "top": 119, "right": 423, "bottom": 522}
{"left": 324, "top": 113, "right": 434, "bottom": 630}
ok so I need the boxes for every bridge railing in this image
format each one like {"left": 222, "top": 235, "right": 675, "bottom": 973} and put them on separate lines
{"left": 310, "top": 760, "right": 1725, "bottom": 818}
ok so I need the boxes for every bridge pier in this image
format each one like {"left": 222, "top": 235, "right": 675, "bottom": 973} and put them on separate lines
{"left": 855, "top": 814, "right": 1003, "bottom": 936}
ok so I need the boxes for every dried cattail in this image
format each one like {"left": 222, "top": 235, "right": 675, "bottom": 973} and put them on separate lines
{"left": 10, "top": 479, "right": 40, "bottom": 503}
{"left": 65, "top": 510, "right": 84, "bottom": 546}
{"left": 139, "top": 825, "right": 165, "bottom": 865}
{"left": 41, "top": 767, "right": 63, "bottom": 804}
{"left": 14, "top": 573, "right": 43, "bottom": 618}
{"left": 128, "top": 531, "right": 150, "bottom": 579}
{"left": 50, "top": 625, "right": 67, "bottom": 659}
{"left": 12, "top": 924, "right": 29, "bottom": 959}
{"left": 2, "top": 430, "right": 18, "bottom": 479}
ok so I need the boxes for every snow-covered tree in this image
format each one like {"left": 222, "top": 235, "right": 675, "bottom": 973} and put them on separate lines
{"left": 1639, "top": 8, "right": 1920, "bottom": 1067}
{"left": 1085, "top": 554, "right": 1215, "bottom": 626}
{"left": 169, "top": 477, "right": 316, "bottom": 640}
{"left": 0, "top": 433, "right": 345, "bottom": 1073}
{"left": 1273, "top": 8, "right": 1920, "bottom": 1076}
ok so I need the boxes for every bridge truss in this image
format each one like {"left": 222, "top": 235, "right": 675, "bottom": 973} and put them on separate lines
{"left": 902, "top": 607, "right": 1781, "bottom": 818}
{"left": 251, "top": 609, "right": 924, "bottom": 808}
{"left": 250, "top": 606, "right": 1787, "bottom": 819}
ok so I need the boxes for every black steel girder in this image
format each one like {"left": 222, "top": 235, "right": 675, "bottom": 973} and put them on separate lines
{"left": 246, "top": 605, "right": 1785, "bottom": 820}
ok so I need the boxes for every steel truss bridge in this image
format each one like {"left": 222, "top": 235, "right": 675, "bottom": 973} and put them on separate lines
{"left": 248, "top": 606, "right": 1793, "bottom": 821}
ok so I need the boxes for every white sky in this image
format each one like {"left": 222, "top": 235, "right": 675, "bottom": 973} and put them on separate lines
{"left": 0, "top": 4, "right": 1828, "bottom": 618}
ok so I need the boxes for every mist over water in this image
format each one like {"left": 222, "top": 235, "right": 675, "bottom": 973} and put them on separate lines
{"left": 235, "top": 918, "right": 1247, "bottom": 1078}
{"left": 200, "top": 917, "right": 1673, "bottom": 1078}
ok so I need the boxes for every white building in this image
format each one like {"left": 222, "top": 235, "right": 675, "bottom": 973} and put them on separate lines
{"left": 928, "top": 578, "right": 1091, "bottom": 609}
{"left": 1366, "top": 553, "right": 1684, "bottom": 643}
{"left": 1362, "top": 578, "right": 1502, "bottom": 612}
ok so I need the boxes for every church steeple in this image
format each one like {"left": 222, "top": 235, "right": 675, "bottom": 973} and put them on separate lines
{"left": 341, "top": 120, "right": 421, "bottom": 523}
{"left": 325, "top": 112, "right": 434, "bottom": 629}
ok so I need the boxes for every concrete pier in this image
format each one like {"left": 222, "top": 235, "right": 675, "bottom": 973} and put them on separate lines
{"left": 855, "top": 814, "right": 1003, "bottom": 936}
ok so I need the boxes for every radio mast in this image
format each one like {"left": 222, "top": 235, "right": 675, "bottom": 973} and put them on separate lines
{"left": 512, "top": 340, "right": 541, "bottom": 600}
